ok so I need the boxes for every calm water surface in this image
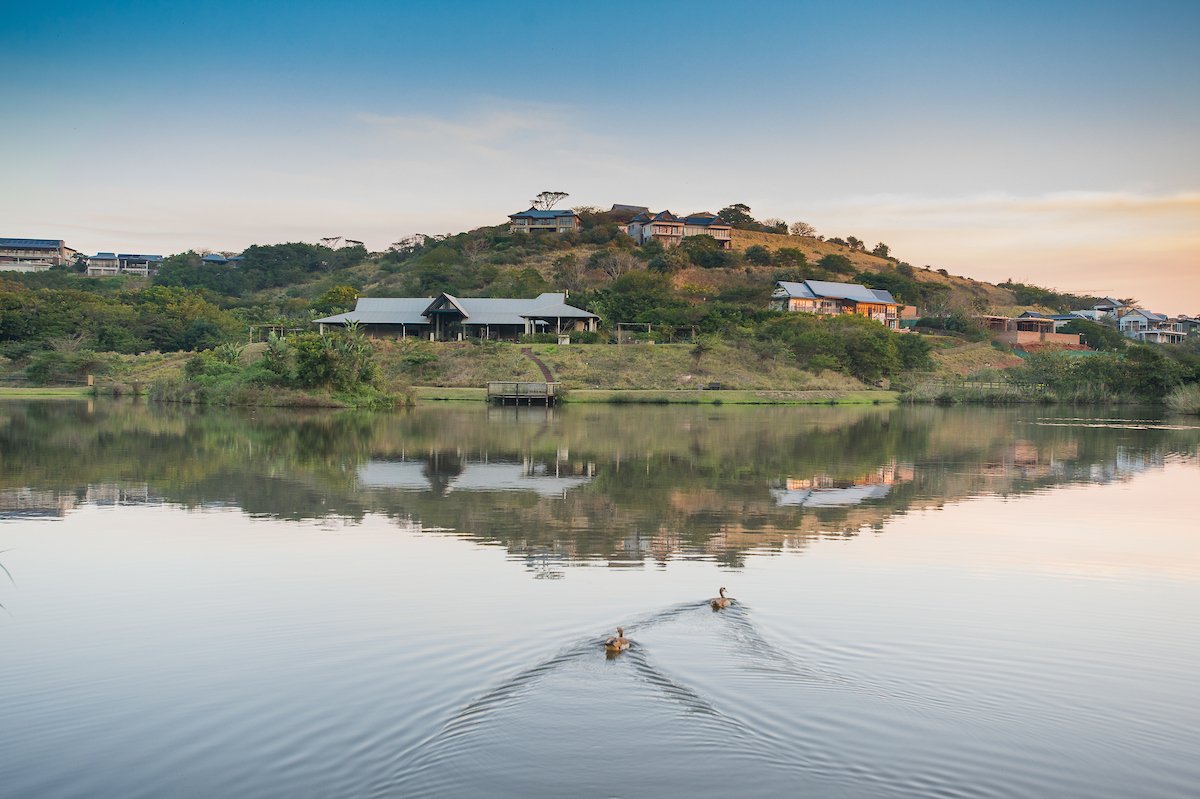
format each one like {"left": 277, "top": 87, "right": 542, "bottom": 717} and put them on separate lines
{"left": 0, "top": 400, "right": 1198, "bottom": 798}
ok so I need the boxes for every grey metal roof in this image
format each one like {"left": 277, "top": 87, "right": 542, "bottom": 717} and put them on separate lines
{"left": 89, "top": 252, "right": 118, "bottom": 260}
{"left": 774, "top": 280, "right": 898, "bottom": 305}
{"left": 509, "top": 208, "right": 578, "bottom": 219}
{"left": 314, "top": 292, "right": 596, "bottom": 327}
{"left": 118, "top": 253, "right": 164, "bottom": 261}
{"left": 201, "top": 253, "right": 228, "bottom": 263}
{"left": 316, "top": 297, "right": 433, "bottom": 326}
{"left": 0, "top": 238, "right": 63, "bottom": 248}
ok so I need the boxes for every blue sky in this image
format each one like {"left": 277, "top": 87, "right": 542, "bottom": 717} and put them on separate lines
{"left": 4, "top": 0, "right": 1199, "bottom": 311}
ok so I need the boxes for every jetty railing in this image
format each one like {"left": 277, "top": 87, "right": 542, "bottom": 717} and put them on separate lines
{"left": 487, "top": 381, "right": 560, "bottom": 405}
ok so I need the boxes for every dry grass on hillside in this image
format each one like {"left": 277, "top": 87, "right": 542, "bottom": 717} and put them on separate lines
{"left": 730, "top": 229, "right": 1018, "bottom": 310}
{"left": 375, "top": 340, "right": 865, "bottom": 392}
{"left": 930, "top": 341, "right": 1024, "bottom": 377}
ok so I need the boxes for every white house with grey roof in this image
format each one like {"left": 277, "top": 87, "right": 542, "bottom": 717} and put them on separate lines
{"left": 771, "top": 280, "right": 902, "bottom": 329}
{"left": 314, "top": 292, "right": 598, "bottom": 341}
{"left": 1118, "top": 308, "right": 1186, "bottom": 344}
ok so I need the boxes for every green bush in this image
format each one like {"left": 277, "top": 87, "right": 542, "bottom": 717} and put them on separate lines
{"left": 1166, "top": 383, "right": 1200, "bottom": 415}
{"left": 24, "top": 349, "right": 108, "bottom": 385}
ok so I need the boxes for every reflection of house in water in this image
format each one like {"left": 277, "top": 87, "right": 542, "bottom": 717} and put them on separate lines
{"left": 0, "top": 488, "right": 77, "bottom": 519}
{"left": 1, "top": 484, "right": 161, "bottom": 520}
{"left": 85, "top": 483, "right": 157, "bottom": 506}
{"left": 771, "top": 463, "right": 913, "bottom": 507}
{"left": 356, "top": 457, "right": 594, "bottom": 497}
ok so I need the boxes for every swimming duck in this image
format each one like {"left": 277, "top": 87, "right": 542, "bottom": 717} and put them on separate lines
{"left": 710, "top": 587, "right": 732, "bottom": 610}
{"left": 604, "top": 627, "right": 630, "bottom": 653}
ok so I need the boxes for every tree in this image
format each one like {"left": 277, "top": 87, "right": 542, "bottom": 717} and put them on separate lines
{"left": 312, "top": 285, "right": 358, "bottom": 316}
{"left": 591, "top": 250, "right": 640, "bottom": 281}
{"left": 871, "top": 242, "right": 891, "bottom": 259}
{"left": 717, "top": 203, "right": 758, "bottom": 230}
{"left": 817, "top": 254, "right": 854, "bottom": 274}
{"left": 552, "top": 254, "right": 585, "bottom": 292}
{"left": 744, "top": 245, "right": 773, "bottom": 266}
{"left": 1061, "top": 319, "right": 1126, "bottom": 351}
{"left": 761, "top": 218, "right": 788, "bottom": 234}
{"left": 461, "top": 237, "right": 489, "bottom": 264}
{"left": 845, "top": 236, "right": 865, "bottom": 252}
{"left": 531, "top": 191, "right": 569, "bottom": 210}
{"left": 679, "top": 235, "right": 734, "bottom": 268}
{"left": 774, "top": 248, "right": 807, "bottom": 266}
{"left": 789, "top": 221, "right": 816, "bottom": 237}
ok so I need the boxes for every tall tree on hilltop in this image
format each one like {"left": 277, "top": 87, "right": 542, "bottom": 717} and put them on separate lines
{"left": 717, "top": 203, "right": 758, "bottom": 229}
{"left": 789, "top": 221, "right": 816, "bottom": 237}
{"left": 531, "top": 191, "right": 570, "bottom": 210}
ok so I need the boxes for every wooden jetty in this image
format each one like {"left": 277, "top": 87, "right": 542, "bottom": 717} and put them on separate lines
{"left": 487, "top": 381, "right": 560, "bottom": 406}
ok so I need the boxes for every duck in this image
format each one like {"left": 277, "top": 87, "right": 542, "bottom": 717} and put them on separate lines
{"left": 604, "top": 627, "right": 630, "bottom": 653}
{"left": 710, "top": 586, "right": 732, "bottom": 610}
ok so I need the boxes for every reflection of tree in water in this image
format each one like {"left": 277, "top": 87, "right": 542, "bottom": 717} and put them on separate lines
{"left": 0, "top": 401, "right": 1196, "bottom": 565}
{"left": 421, "top": 451, "right": 464, "bottom": 496}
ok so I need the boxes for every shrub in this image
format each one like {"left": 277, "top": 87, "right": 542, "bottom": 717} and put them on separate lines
{"left": 743, "top": 245, "right": 772, "bottom": 265}
{"left": 1166, "top": 383, "right": 1200, "bottom": 415}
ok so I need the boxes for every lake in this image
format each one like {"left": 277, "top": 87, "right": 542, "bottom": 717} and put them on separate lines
{"left": 0, "top": 399, "right": 1198, "bottom": 798}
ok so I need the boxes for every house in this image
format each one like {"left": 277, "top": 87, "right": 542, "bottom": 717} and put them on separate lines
{"left": 508, "top": 208, "right": 581, "bottom": 234}
{"left": 976, "top": 314, "right": 1084, "bottom": 347}
{"left": 1093, "top": 297, "right": 1130, "bottom": 316}
{"left": 1173, "top": 316, "right": 1200, "bottom": 336}
{"left": 86, "top": 252, "right": 164, "bottom": 276}
{"left": 625, "top": 210, "right": 733, "bottom": 250}
{"left": 118, "top": 254, "right": 164, "bottom": 275}
{"left": 609, "top": 204, "right": 649, "bottom": 215}
{"left": 0, "top": 238, "right": 77, "bottom": 271}
{"left": 201, "top": 253, "right": 230, "bottom": 265}
{"left": 314, "top": 292, "right": 599, "bottom": 341}
{"left": 86, "top": 252, "right": 121, "bottom": 276}
{"left": 1118, "top": 309, "right": 1186, "bottom": 344}
{"left": 771, "top": 280, "right": 902, "bottom": 329}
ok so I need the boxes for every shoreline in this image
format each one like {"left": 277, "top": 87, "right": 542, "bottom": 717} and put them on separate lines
{"left": 413, "top": 387, "right": 900, "bottom": 405}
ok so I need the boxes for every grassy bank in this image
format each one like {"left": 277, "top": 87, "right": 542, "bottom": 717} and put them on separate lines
{"left": 0, "top": 387, "right": 91, "bottom": 398}
{"left": 377, "top": 339, "right": 869, "bottom": 392}
{"left": 415, "top": 386, "right": 899, "bottom": 405}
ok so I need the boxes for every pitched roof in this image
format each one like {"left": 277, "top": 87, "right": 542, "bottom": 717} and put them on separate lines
{"left": 774, "top": 280, "right": 898, "bottom": 305}
{"left": 118, "top": 254, "right": 164, "bottom": 262}
{"left": 88, "top": 252, "right": 118, "bottom": 260}
{"left": 508, "top": 207, "right": 579, "bottom": 219}
{"left": 201, "top": 253, "right": 229, "bottom": 263}
{"left": 314, "top": 292, "right": 597, "bottom": 327}
{"left": 610, "top": 204, "right": 649, "bottom": 213}
{"left": 0, "top": 238, "right": 64, "bottom": 248}
{"left": 682, "top": 212, "right": 730, "bottom": 227}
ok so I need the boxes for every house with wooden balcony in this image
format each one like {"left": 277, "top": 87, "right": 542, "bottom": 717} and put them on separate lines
{"left": 314, "top": 292, "right": 598, "bottom": 341}
{"left": 508, "top": 208, "right": 581, "bottom": 234}
{"left": 625, "top": 210, "right": 733, "bottom": 249}
{"left": 771, "top": 280, "right": 902, "bottom": 329}
{"left": 0, "top": 238, "right": 77, "bottom": 271}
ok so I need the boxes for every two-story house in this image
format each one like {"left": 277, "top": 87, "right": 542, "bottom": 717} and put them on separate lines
{"left": 508, "top": 208, "right": 581, "bottom": 234}
{"left": 1118, "top": 309, "right": 1186, "bottom": 344}
{"left": 625, "top": 210, "right": 733, "bottom": 250}
{"left": 0, "top": 238, "right": 77, "bottom": 271}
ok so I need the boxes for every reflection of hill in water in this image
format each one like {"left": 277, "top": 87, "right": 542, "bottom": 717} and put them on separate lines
{"left": 1, "top": 400, "right": 1196, "bottom": 564}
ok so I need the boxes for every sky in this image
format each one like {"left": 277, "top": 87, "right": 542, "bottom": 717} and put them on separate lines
{"left": 3, "top": 0, "right": 1199, "bottom": 312}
